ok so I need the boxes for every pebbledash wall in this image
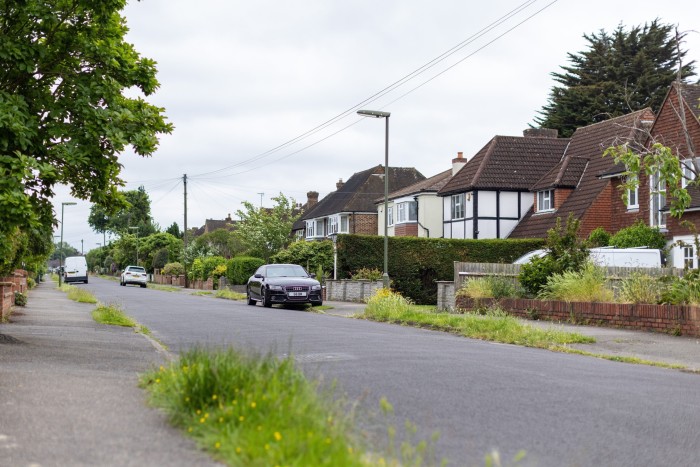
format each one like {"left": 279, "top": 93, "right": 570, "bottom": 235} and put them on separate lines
{"left": 1, "top": 270, "right": 28, "bottom": 320}
{"left": 324, "top": 280, "right": 382, "bottom": 302}
{"left": 455, "top": 296, "right": 700, "bottom": 337}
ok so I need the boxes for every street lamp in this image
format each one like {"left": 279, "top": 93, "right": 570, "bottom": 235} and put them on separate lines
{"left": 129, "top": 226, "right": 139, "bottom": 265}
{"left": 357, "top": 109, "right": 391, "bottom": 288}
{"left": 59, "top": 202, "right": 77, "bottom": 287}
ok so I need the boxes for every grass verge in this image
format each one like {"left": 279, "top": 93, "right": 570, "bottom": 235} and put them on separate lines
{"left": 92, "top": 303, "right": 137, "bottom": 327}
{"left": 361, "top": 289, "right": 594, "bottom": 349}
{"left": 147, "top": 283, "right": 181, "bottom": 292}
{"left": 140, "top": 347, "right": 367, "bottom": 466}
{"left": 58, "top": 283, "right": 99, "bottom": 304}
{"left": 214, "top": 289, "right": 246, "bottom": 301}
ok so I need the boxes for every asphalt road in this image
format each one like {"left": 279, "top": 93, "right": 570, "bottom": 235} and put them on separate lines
{"left": 86, "top": 278, "right": 700, "bottom": 467}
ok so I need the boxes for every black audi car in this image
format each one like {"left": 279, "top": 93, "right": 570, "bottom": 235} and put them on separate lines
{"left": 246, "top": 264, "right": 323, "bottom": 307}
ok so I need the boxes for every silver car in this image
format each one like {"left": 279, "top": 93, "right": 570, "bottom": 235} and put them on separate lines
{"left": 120, "top": 266, "right": 148, "bottom": 288}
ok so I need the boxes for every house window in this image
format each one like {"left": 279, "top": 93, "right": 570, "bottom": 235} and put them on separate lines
{"left": 387, "top": 207, "right": 394, "bottom": 226}
{"left": 627, "top": 175, "right": 638, "bottom": 209}
{"left": 451, "top": 194, "right": 465, "bottom": 219}
{"left": 682, "top": 158, "right": 697, "bottom": 188}
{"left": 295, "top": 230, "right": 304, "bottom": 240}
{"left": 684, "top": 245, "right": 695, "bottom": 269}
{"left": 328, "top": 216, "right": 338, "bottom": 235}
{"left": 315, "top": 219, "right": 325, "bottom": 237}
{"left": 650, "top": 171, "right": 667, "bottom": 228}
{"left": 396, "top": 201, "right": 417, "bottom": 223}
{"left": 339, "top": 215, "right": 349, "bottom": 233}
{"left": 537, "top": 190, "right": 554, "bottom": 212}
{"left": 305, "top": 220, "right": 315, "bottom": 238}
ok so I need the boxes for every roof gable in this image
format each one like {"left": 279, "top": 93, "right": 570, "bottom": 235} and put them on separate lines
{"left": 438, "top": 136, "right": 570, "bottom": 196}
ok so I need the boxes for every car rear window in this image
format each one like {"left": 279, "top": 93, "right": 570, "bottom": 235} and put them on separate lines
{"left": 129, "top": 267, "right": 146, "bottom": 273}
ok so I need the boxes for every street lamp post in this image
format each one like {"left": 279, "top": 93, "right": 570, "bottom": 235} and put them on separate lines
{"left": 129, "top": 226, "right": 139, "bottom": 265}
{"left": 357, "top": 109, "right": 391, "bottom": 289}
{"left": 59, "top": 202, "right": 77, "bottom": 287}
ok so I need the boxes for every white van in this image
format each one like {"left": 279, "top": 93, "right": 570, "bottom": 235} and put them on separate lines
{"left": 514, "top": 247, "right": 662, "bottom": 268}
{"left": 63, "top": 256, "right": 88, "bottom": 283}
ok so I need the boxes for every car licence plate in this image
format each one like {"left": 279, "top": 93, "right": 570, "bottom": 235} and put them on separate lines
{"left": 288, "top": 291, "right": 307, "bottom": 297}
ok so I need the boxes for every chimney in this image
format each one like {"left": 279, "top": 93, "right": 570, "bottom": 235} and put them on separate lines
{"left": 523, "top": 128, "right": 558, "bottom": 138}
{"left": 452, "top": 151, "right": 467, "bottom": 176}
{"left": 336, "top": 179, "right": 344, "bottom": 190}
{"left": 307, "top": 191, "right": 319, "bottom": 208}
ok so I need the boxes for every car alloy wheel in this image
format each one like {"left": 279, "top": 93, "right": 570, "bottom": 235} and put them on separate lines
{"left": 262, "top": 288, "right": 272, "bottom": 308}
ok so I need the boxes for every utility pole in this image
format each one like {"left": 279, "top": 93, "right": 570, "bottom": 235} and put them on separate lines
{"left": 183, "top": 174, "right": 189, "bottom": 288}
{"left": 81, "top": 239, "right": 83, "bottom": 255}
{"left": 257, "top": 192, "right": 264, "bottom": 208}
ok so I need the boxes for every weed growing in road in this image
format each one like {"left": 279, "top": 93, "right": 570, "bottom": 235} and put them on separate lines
{"left": 58, "top": 283, "right": 98, "bottom": 304}
{"left": 214, "top": 289, "right": 246, "bottom": 300}
{"left": 363, "top": 290, "right": 593, "bottom": 349}
{"left": 140, "top": 347, "right": 366, "bottom": 466}
{"left": 191, "top": 291, "right": 213, "bottom": 296}
{"left": 147, "top": 283, "right": 181, "bottom": 292}
{"left": 92, "top": 304, "right": 137, "bottom": 328}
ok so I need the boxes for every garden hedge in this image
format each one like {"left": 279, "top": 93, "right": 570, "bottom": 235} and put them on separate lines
{"left": 336, "top": 234, "right": 544, "bottom": 305}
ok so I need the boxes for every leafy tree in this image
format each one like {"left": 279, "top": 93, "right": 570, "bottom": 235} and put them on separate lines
{"left": 519, "top": 215, "right": 589, "bottom": 295}
{"left": 137, "top": 232, "right": 182, "bottom": 272}
{"left": 165, "top": 222, "right": 182, "bottom": 239}
{"left": 609, "top": 221, "right": 666, "bottom": 249}
{"left": 196, "top": 228, "right": 246, "bottom": 259}
{"left": 88, "top": 186, "right": 157, "bottom": 237}
{"left": 587, "top": 227, "right": 611, "bottom": 247}
{"left": 50, "top": 242, "right": 80, "bottom": 261}
{"left": 0, "top": 1, "right": 172, "bottom": 275}
{"left": 234, "top": 193, "right": 301, "bottom": 262}
{"left": 271, "top": 240, "right": 333, "bottom": 275}
{"left": 535, "top": 20, "right": 695, "bottom": 137}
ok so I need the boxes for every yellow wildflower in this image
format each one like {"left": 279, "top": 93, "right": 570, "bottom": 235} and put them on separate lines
{"left": 250, "top": 402, "right": 256, "bottom": 409}
{"left": 274, "top": 432, "right": 282, "bottom": 441}
{"left": 215, "top": 442, "right": 221, "bottom": 449}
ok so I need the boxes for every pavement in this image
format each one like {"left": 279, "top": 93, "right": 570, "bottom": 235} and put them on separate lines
{"left": 1, "top": 282, "right": 699, "bottom": 466}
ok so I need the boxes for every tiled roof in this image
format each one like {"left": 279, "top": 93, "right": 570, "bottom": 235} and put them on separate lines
{"left": 509, "top": 108, "right": 655, "bottom": 239}
{"left": 680, "top": 83, "right": 700, "bottom": 120}
{"left": 530, "top": 156, "right": 588, "bottom": 191}
{"left": 299, "top": 165, "right": 425, "bottom": 220}
{"left": 437, "top": 136, "right": 571, "bottom": 196}
{"left": 380, "top": 169, "right": 453, "bottom": 202}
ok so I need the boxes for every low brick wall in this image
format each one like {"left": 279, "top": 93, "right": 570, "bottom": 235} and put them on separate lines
{"left": 325, "top": 280, "right": 383, "bottom": 302}
{"left": 456, "top": 296, "right": 700, "bottom": 337}
{"left": 0, "top": 282, "right": 14, "bottom": 320}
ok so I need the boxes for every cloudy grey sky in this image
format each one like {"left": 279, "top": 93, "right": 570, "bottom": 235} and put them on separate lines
{"left": 52, "top": 0, "right": 700, "bottom": 253}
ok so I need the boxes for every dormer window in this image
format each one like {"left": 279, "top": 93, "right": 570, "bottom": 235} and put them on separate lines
{"left": 537, "top": 189, "right": 554, "bottom": 212}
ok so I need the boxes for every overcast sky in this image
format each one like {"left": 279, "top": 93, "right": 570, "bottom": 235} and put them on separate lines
{"left": 52, "top": 0, "right": 700, "bottom": 253}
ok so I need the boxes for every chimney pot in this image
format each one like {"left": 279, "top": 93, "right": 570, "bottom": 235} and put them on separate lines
{"left": 336, "top": 178, "right": 344, "bottom": 190}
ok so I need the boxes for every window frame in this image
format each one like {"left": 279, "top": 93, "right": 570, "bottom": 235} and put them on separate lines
{"left": 451, "top": 194, "right": 465, "bottom": 220}
{"left": 537, "top": 189, "right": 554, "bottom": 212}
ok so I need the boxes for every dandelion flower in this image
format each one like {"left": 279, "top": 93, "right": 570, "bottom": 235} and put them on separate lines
{"left": 250, "top": 402, "right": 256, "bottom": 408}
{"left": 215, "top": 442, "right": 221, "bottom": 449}
{"left": 235, "top": 447, "right": 242, "bottom": 454}
{"left": 239, "top": 416, "right": 245, "bottom": 422}
{"left": 212, "top": 394, "right": 218, "bottom": 401}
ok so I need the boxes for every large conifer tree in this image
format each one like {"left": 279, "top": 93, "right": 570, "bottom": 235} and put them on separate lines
{"left": 534, "top": 20, "right": 696, "bottom": 137}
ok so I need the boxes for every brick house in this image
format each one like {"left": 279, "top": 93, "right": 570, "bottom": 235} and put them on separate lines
{"left": 508, "top": 109, "right": 655, "bottom": 239}
{"left": 644, "top": 83, "right": 700, "bottom": 267}
{"left": 438, "top": 129, "right": 571, "bottom": 239}
{"left": 293, "top": 165, "right": 425, "bottom": 240}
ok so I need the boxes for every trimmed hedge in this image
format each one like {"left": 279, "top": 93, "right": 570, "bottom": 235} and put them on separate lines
{"left": 226, "top": 256, "right": 265, "bottom": 285}
{"left": 336, "top": 234, "right": 544, "bottom": 305}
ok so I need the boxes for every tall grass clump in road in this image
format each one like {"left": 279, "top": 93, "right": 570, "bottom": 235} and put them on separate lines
{"left": 140, "top": 347, "right": 366, "bottom": 467}
{"left": 58, "top": 283, "right": 98, "bottom": 304}
{"left": 362, "top": 290, "right": 593, "bottom": 349}
{"left": 92, "top": 304, "right": 137, "bottom": 328}
{"left": 214, "top": 289, "right": 246, "bottom": 301}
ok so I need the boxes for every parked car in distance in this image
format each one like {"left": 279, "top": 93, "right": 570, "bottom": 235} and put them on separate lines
{"left": 63, "top": 256, "right": 88, "bottom": 284}
{"left": 513, "top": 247, "right": 663, "bottom": 268}
{"left": 246, "top": 264, "right": 322, "bottom": 308}
{"left": 120, "top": 265, "right": 148, "bottom": 287}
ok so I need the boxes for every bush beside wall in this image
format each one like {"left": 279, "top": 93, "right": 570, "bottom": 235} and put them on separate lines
{"left": 336, "top": 235, "right": 544, "bottom": 305}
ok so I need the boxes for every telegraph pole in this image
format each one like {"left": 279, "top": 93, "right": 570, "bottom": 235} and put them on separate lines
{"left": 183, "top": 174, "right": 189, "bottom": 288}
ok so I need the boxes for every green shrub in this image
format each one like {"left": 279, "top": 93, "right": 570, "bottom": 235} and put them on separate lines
{"left": 609, "top": 220, "right": 666, "bottom": 249}
{"left": 538, "top": 263, "right": 614, "bottom": 303}
{"left": 350, "top": 267, "right": 383, "bottom": 281}
{"left": 152, "top": 248, "right": 169, "bottom": 271}
{"left": 619, "top": 272, "right": 663, "bottom": 304}
{"left": 163, "top": 262, "right": 185, "bottom": 276}
{"left": 587, "top": 227, "right": 610, "bottom": 247}
{"left": 14, "top": 291, "right": 27, "bottom": 306}
{"left": 518, "top": 215, "right": 589, "bottom": 296}
{"left": 660, "top": 270, "right": 700, "bottom": 305}
{"left": 202, "top": 256, "right": 227, "bottom": 280}
{"left": 337, "top": 234, "right": 544, "bottom": 305}
{"left": 226, "top": 256, "right": 265, "bottom": 285}
{"left": 27, "top": 277, "right": 36, "bottom": 289}
{"left": 457, "top": 278, "right": 493, "bottom": 299}
{"left": 271, "top": 240, "right": 333, "bottom": 274}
